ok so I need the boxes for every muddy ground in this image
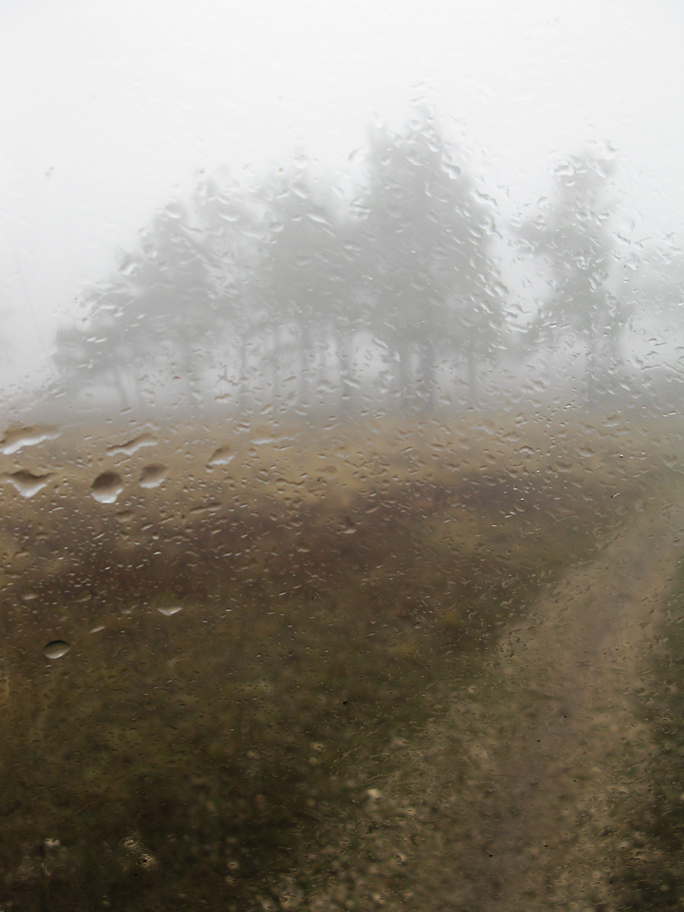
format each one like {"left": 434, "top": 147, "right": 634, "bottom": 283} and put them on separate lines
{"left": 1, "top": 407, "right": 683, "bottom": 910}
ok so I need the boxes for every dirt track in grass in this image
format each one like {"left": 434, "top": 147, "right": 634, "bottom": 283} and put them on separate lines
{"left": 279, "top": 480, "right": 684, "bottom": 912}
{"left": 1, "top": 408, "right": 684, "bottom": 910}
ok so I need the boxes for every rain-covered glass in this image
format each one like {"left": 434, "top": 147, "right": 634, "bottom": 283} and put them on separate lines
{"left": 1, "top": 2, "right": 684, "bottom": 909}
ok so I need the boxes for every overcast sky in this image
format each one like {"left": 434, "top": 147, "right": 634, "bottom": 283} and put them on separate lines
{"left": 0, "top": 0, "right": 682, "bottom": 386}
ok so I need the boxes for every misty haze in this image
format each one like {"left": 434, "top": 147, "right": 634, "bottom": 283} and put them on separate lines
{"left": 2, "top": 12, "right": 684, "bottom": 910}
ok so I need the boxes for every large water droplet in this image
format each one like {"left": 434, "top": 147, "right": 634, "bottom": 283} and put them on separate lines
{"left": 207, "top": 445, "right": 234, "bottom": 467}
{"left": 250, "top": 426, "right": 275, "bottom": 446}
{"left": 0, "top": 425, "right": 60, "bottom": 454}
{"left": 118, "top": 254, "right": 138, "bottom": 277}
{"left": 91, "top": 471, "right": 124, "bottom": 503}
{"left": 139, "top": 464, "right": 167, "bottom": 488}
{"left": 158, "top": 605, "right": 182, "bottom": 616}
{"left": 107, "top": 433, "right": 158, "bottom": 456}
{"left": 443, "top": 162, "right": 462, "bottom": 180}
{"left": 342, "top": 516, "right": 357, "bottom": 534}
{"left": 2, "top": 470, "right": 54, "bottom": 497}
{"left": 44, "top": 640, "right": 70, "bottom": 659}
{"left": 137, "top": 852, "right": 158, "bottom": 870}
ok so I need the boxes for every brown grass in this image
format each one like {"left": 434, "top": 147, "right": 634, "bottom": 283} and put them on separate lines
{"left": 0, "top": 405, "right": 682, "bottom": 909}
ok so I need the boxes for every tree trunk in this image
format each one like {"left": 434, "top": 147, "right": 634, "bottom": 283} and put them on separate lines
{"left": 585, "top": 334, "right": 596, "bottom": 406}
{"left": 238, "top": 338, "right": 249, "bottom": 415}
{"left": 419, "top": 338, "right": 435, "bottom": 412}
{"left": 298, "top": 322, "right": 312, "bottom": 408}
{"left": 271, "top": 326, "right": 282, "bottom": 406}
{"left": 396, "top": 342, "right": 411, "bottom": 409}
{"left": 337, "top": 331, "right": 354, "bottom": 415}
{"left": 110, "top": 364, "right": 130, "bottom": 410}
{"left": 466, "top": 348, "right": 477, "bottom": 408}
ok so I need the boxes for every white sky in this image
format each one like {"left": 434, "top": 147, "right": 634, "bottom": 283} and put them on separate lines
{"left": 0, "top": 0, "right": 682, "bottom": 386}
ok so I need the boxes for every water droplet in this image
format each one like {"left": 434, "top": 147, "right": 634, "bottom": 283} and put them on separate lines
{"left": 118, "top": 254, "right": 138, "bottom": 277}
{"left": 139, "top": 464, "right": 167, "bottom": 488}
{"left": 44, "top": 640, "right": 70, "bottom": 659}
{"left": 207, "top": 445, "right": 234, "bottom": 467}
{"left": 91, "top": 471, "right": 124, "bottom": 503}
{"left": 307, "top": 211, "right": 332, "bottom": 226}
{"left": 249, "top": 425, "right": 275, "bottom": 445}
{"left": 0, "top": 425, "right": 60, "bottom": 454}
{"left": 443, "top": 162, "right": 461, "bottom": 180}
{"left": 121, "top": 835, "right": 142, "bottom": 851}
{"left": 107, "top": 433, "right": 158, "bottom": 456}
{"left": 190, "top": 501, "right": 220, "bottom": 515}
{"left": 2, "top": 470, "right": 54, "bottom": 497}
{"left": 158, "top": 605, "right": 182, "bottom": 616}
{"left": 137, "top": 852, "right": 158, "bottom": 870}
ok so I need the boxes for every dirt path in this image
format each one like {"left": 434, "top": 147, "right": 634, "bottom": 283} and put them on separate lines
{"left": 283, "top": 485, "right": 684, "bottom": 912}
{"left": 462, "top": 490, "right": 684, "bottom": 911}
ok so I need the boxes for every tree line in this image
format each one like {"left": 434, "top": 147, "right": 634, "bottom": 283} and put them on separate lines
{"left": 51, "top": 109, "right": 683, "bottom": 415}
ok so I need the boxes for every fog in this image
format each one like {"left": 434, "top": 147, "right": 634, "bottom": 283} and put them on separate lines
{"left": 1, "top": 0, "right": 683, "bottom": 402}
{"left": 10, "top": 108, "right": 684, "bottom": 425}
{"left": 3, "top": 5, "right": 684, "bottom": 910}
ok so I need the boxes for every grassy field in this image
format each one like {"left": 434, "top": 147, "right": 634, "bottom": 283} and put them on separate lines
{"left": 0, "top": 404, "right": 683, "bottom": 910}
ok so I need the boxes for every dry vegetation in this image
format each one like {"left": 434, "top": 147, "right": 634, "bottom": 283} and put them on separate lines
{"left": 0, "top": 404, "right": 683, "bottom": 910}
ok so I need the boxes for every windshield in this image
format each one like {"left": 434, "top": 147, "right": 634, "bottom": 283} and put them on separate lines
{"left": 1, "top": 2, "right": 684, "bottom": 909}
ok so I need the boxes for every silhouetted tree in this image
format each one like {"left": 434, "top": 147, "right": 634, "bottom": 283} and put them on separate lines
{"left": 190, "top": 174, "right": 269, "bottom": 410}
{"left": 53, "top": 194, "right": 239, "bottom": 412}
{"left": 126, "top": 200, "right": 220, "bottom": 407}
{"left": 518, "top": 150, "right": 626, "bottom": 403}
{"left": 251, "top": 163, "right": 357, "bottom": 409}
{"left": 52, "top": 282, "right": 144, "bottom": 408}
{"left": 51, "top": 113, "right": 510, "bottom": 416}
{"left": 356, "top": 109, "right": 505, "bottom": 408}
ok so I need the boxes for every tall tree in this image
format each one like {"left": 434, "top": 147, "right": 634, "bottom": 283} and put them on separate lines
{"left": 124, "top": 199, "right": 218, "bottom": 407}
{"left": 518, "top": 150, "right": 626, "bottom": 403}
{"left": 251, "top": 163, "right": 357, "bottom": 409}
{"left": 52, "top": 190, "right": 249, "bottom": 412}
{"left": 356, "top": 109, "right": 505, "bottom": 408}
{"left": 191, "top": 174, "right": 268, "bottom": 411}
